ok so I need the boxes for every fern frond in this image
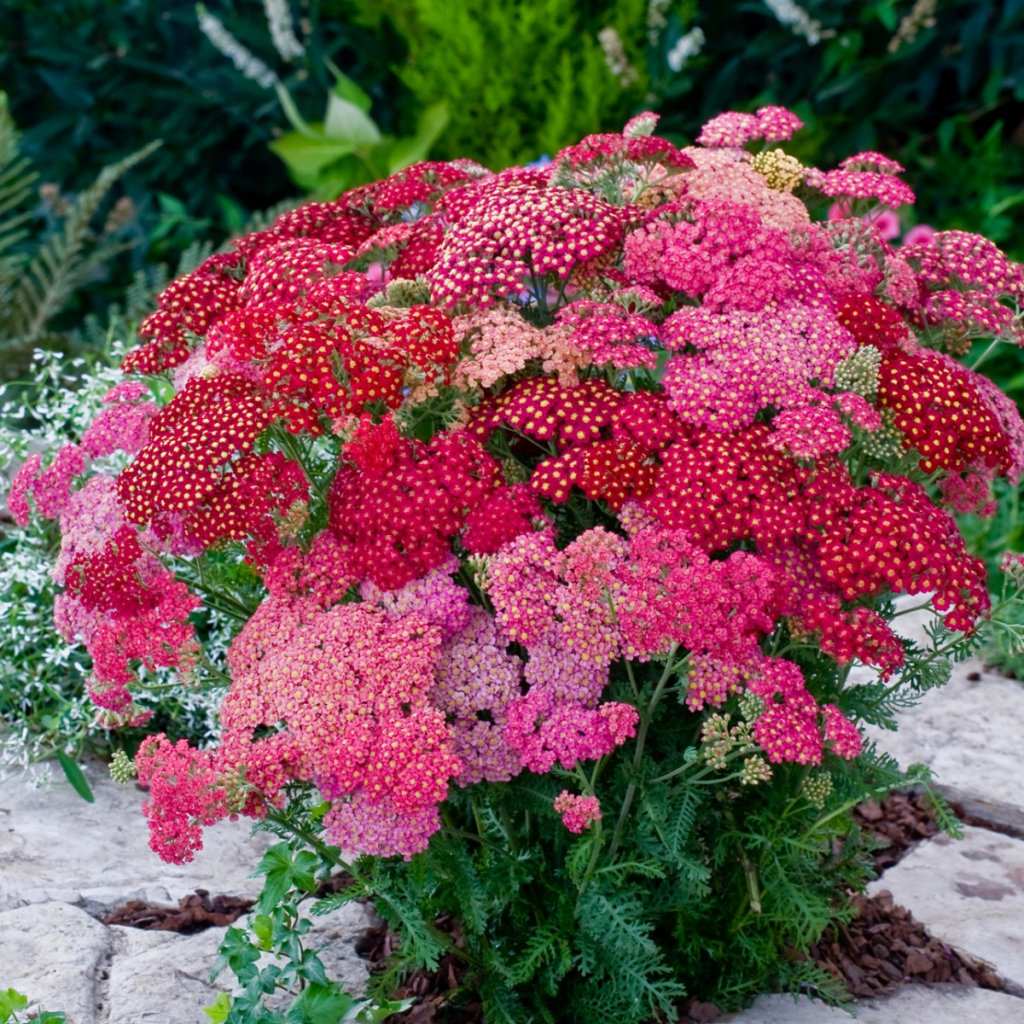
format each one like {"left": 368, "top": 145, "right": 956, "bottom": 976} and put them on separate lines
{"left": 0, "top": 93, "right": 38, "bottom": 300}
{"left": 6, "top": 139, "right": 161, "bottom": 355}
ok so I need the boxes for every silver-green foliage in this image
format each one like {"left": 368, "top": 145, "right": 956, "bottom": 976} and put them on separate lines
{"left": 0, "top": 348, "right": 223, "bottom": 779}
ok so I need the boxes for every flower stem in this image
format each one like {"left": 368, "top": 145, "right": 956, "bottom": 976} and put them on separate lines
{"left": 607, "top": 643, "right": 681, "bottom": 859}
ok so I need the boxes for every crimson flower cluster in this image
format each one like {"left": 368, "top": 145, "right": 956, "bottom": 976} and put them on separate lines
{"left": 16, "top": 106, "right": 1024, "bottom": 864}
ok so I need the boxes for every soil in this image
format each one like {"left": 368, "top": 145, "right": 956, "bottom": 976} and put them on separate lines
{"left": 101, "top": 790, "right": 1006, "bottom": 1021}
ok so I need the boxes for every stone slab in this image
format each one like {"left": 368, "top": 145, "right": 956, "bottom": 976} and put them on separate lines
{"left": 302, "top": 902, "right": 376, "bottom": 997}
{"left": 0, "top": 901, "right": 110, "bottom": 1024}
{"left": 105, "top": 926, "right": 230, "bottom": 1024}
{"left": 725, "top": 984, "right": 1024, "bottom": 1023}
{"left": 0, "top": 760, "right": 271, "bottom": 913}
{"left": 867, "top": 825, "right": 1024, "bottom": 994}
{"left": 855, "top": 604, "right": 1024, "bottom": 833}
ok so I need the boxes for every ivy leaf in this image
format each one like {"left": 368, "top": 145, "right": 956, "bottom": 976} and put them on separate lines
{"left": 210, "top": 926, "right": 261, "bottom": 984}
{"left": 0, "top": 989, "right": 29, "bottom": 1023}
{"left": 201, "top": 993, "right": 232, "bottom": 1024}
{"left": 291, "top": 849, "right": 320, "bottom": 893}
{"left": 297, "top": 950, "right": 329, "bottom": 986}
{"left": 56, "top": 751, "right": 94, "bottom": 803}
{"left": 285, "top": 982, "right": 357, "bottom": 1024}
{"left": 254, "top": 843, "right": 299, "bottom": 912}
{"left": 252, "top": 913, "right": 274, "bottom": 952}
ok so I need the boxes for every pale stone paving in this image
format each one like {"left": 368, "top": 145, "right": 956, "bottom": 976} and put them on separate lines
{"left": 0, "top": 763, "right": 374, "bottom": 1024}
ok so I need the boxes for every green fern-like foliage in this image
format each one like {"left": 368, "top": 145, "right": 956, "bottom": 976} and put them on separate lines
{"left": 0, "top": 94, "right": 39, "bottom": 311}
{"left": 306, "top": 622, "right": 971, "bottom": 1024}
{"left": 0, "top": 92, "right": 159, "bottom": 381}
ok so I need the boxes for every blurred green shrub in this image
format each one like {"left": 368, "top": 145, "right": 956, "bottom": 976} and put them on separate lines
{"left": 0, "top": 0, "right": 410, "bottom": 230}
{"left": 358, "top": 0, "right": 651, "bottom": 170}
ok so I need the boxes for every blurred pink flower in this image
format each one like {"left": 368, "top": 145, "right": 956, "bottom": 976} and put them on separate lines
{"left": 866, "top": 208, "right": 901, "bottom": 240}
{"left": 903, "top": 223, "right": 936, "bottom": 245}
{"left": 826, "top": 203, "right": 901, "bottom": 241}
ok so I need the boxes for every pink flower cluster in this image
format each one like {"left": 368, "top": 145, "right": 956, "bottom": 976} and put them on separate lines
{"left": 19, "top": 105, "right": 1024, "bottom": 865}
{"left": 553, "top": 791, "right": 602, "bottom": 833}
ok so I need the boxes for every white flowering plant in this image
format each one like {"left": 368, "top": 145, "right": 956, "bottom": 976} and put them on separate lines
{"left": 0, "top": 347, "right": 225, "bottom": 792}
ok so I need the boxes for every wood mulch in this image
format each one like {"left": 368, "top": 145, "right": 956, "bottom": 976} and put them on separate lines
{"left": 102, "top": 888, "right": 252, "bottom": 934}
{"left": 852, "top": 789, "right": 941, "bottom": 872}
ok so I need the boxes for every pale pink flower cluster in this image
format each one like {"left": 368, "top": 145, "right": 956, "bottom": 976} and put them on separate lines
{"left": 451, "top": 304, "right": 586, "bottom": 391}
{"left": 8, "top": 444, "right": 87, "bottom": 525}
{"left": 681, "top": 148, "right": 811, "bottom": 232}
{"left": 819, "top": 169, "right": 916, "bottom": 209}
{"left": 81, "top": 385, "right": 159, "bottom": 457}
{"left": 696, "top": 105, "right": 803, "bottom": 147}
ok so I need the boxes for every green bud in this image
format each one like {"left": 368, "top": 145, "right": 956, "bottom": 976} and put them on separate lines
{"left": 803, "top": 771, "right": 834, "bottom": 807}
{"left": 740, "top": 756, "right": 772, "bottom": 786}
{"left": 751, "top": 149, "right": 805, "bottom": 192}
{"left": 834, "top": 345, "right": 881, "bottom": 400}
{"left": 109, "top": 749, "right": 137, "bottom": 784}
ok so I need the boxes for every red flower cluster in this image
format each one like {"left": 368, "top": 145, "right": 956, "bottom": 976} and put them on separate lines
{"left": 32, "top": 108, "right": 1024, "bottom": 861}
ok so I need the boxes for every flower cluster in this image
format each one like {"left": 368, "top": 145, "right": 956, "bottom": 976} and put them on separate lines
{"left": 23, "top": 106, "right": 1024, "bottom": 863}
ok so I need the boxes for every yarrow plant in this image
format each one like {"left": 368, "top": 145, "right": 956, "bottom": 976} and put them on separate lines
{"left": 13, "top": 106, "right": 1024, "bottom": 1020}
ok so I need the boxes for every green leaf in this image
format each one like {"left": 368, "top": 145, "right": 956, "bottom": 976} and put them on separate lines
{"left": 325, "top": 59, "right": 373, "bottom": 114}
{"left": 385, "top": 103, "right": 449, "bottom": 174}
{"left": 252, "top": 913, "right": 274, "bottom": 951}
{"left": 274, "top": 82, "right": 316, "bottom": 137}
{"left": 310, "top": 800, "right": 331, "bottom": 822}
{"left": 0, "top": 988, "right": 29, "bottom": 1023}
{"left": 351, "top": 999, "right": 415, "bottom": 1024}
{"left": 297, "top": 950, "right": 329, "bottom": 986}
{"left": 211, "top": 925, "right": 261, "bottom": 984}
{"left": 286, "top": 982, "right": 357, "bottom": 1024}
{"left": 291, "top": 849, "right": 320, "bottom": 893}
{"left": 202, "top": 993, "right": 232, "bottom": 1024}
{"left": 323, "top": 93, "right": 381, "bottom": 147}
{"left": 268, "top": 131, "right": 360, "bottom": 191}
{"left": 254, "top": 843, "right": 298, "bottom": 911}
{"left": 56, "top": 751, "right": 94, "bottom": 803}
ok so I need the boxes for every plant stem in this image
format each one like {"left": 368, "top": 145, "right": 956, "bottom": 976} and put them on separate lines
{"left": 577, "top": 817, "right": 604, "bottom": 895}
{"left": 606, "top": 644, "right": 682, "bottom": 860}
{"left": 970, "top": 338, "right": 1000, "bottom": 373}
